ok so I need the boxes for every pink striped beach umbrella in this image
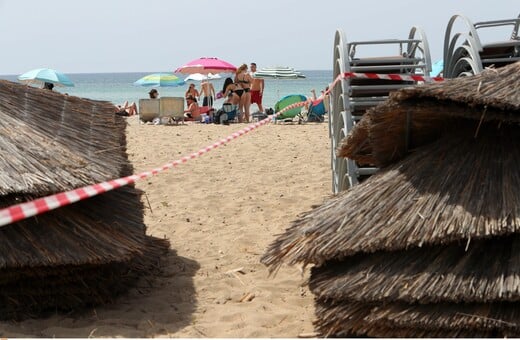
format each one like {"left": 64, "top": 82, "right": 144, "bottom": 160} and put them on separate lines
{"left": 175, "top": 57, "right": 237, "bottom": 75}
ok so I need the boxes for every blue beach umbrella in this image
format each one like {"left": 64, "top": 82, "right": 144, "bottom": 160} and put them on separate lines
{"left": 133, "top": 73, "right": 185, "bottom": 87}
{"left": 18, "top": 68, "right": 74, "bottom": 87}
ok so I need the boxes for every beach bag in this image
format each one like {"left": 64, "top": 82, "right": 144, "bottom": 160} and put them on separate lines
{"left": 222, "top": 103, "right": 234, "bottom": 113}
{"left": 214, "top": 109, "right": 224, "bottom": 124}
{"left": 215, "top": 103, "right": 235, "bottom": 124}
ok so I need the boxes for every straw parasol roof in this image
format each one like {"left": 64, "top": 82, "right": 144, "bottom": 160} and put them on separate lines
{"left": 314, "top": 299, "right": 520, "bottom": 337}
{"left": 262, "top": 61, "right": 520, "bottom": 337}
{"left": 309, "top": 234, "right": 520, "bottom": 304}
{"left": 262, "top": 125, "right": 520, "bottom": 269}
{"left": 1, "top": 188, "right": 149, "bottom": 267}
{"left": 337, "top": 115, "right": 375, "bottom": 165}
{"left": 0, "top": 80, "right": 169, "bottom": 319}
{"left": 0, "top": 80, "right": 128, "bottom": 195}
{"left": 340, "top": 61, "right": 520, "bottom": 167}
{"left": 263, "top": 62, "right": 520, "bottom": 270}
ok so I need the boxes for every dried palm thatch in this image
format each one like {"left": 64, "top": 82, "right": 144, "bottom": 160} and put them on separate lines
{"left": 0, "top": 79, "right": 128, "bottom": 195}
{"left": 262, "top": 124, "right": 520, "bottom": 269}
{"left": 1, "top": 187, "right": 148, "bottom": 268}
{"left": 337, "top": 115, "right": 375, "bottom": 165}
{"left": 0, "top": 80, "right": 169, "bottom": 319}
{"left": 339, "top": 61, "right": 520, "bottom": 167}
{"left": 314, "top": 299, "right": 520, "bottom": 337}
{"left": 263, "top": 62, "right": 520, "bottom": 338}
{"left": 310, "top": 234, "right": 520, "bottom": 304}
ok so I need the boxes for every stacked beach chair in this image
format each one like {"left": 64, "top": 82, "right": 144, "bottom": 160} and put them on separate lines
{"left": 328, "top": 26, "right": 432, "bottom": 193}
{"left": 443, "top": 14, "right": 520, "bottom": 77}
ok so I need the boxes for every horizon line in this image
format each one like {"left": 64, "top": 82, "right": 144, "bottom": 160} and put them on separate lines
{"left": 0, "top": 69, "right": 334, "bottom": 77}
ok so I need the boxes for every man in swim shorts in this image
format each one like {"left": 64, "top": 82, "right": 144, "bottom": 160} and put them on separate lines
{"left": 250, "top": 62, "right": 264, "bottom": 113}
{"left": 199, "top": 80, "right": 215, "bottom": 107}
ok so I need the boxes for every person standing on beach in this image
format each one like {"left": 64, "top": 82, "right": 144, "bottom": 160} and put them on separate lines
{"left": 234, "top": 63, "right": 253, "bottom": 123}
{"left": 222, "top": 77, "right": 240, "bottom": 105}
{"left": 199, "top": 80, "right": 215, "bottom": 107}
{"left": 250, "top": 63, "right": 264, "bottom": 113}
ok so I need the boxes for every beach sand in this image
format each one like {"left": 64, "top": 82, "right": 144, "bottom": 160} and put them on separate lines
{"left": 0, "top": 116, "right": 332, "bottom": 338}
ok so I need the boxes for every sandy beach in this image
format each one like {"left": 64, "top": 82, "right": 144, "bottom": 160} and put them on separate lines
{"left": 0, "top": 116, "right": 331, "bottom": 338}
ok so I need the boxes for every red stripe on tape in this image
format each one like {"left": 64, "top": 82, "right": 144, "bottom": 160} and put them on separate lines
{"left": 0, "top": 113, "right": 279, "bottom": 227}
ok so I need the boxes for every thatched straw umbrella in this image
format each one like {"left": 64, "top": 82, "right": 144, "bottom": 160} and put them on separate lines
{"left": 0, "top": 79, "right": 129, "bottom": 194}
{"left": 261, "top": 61, "right": 520, "bottom": 337}
{"left": 310, "top": 234, "right": 520, "bottom": 305}
{"left": 340, "top": 61, "right": 520, "bottom": 167}
{"left": 314, "top": 299, "right": 520, "bottom": 337}
{"left": 337, "top": 115, "right": 375, "bottom": 165}
{"left": 262, "top": 126, "right": 520, "bottom": 269}
{"left": 262, "top": 61, "right": 520, "bottom": 269}
{"left": 0, "top": 80, "right": 168, "bottom": 319}
{"left": 308, "top": 234, "right": 520, "bottom": 336}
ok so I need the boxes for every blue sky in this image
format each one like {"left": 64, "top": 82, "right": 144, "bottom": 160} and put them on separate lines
{"left": 0, "top": 0, "right": 517, "bottom": 74}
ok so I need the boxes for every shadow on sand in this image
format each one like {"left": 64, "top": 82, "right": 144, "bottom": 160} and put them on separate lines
{"left": 2, "top": 247, "right": 200, "bottom": 338}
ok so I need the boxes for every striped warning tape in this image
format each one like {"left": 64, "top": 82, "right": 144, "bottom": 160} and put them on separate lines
{"left": 0, "top": 103, "right": 307, "bottom": 227}
{"left": 0, "top": 71, "right": 434, "bottom": 227}
{"left": 342, "top": 72, "right": 444, "bottom": 83}
{"left": 326, "top": 71, "right": 444, "bottom": 96}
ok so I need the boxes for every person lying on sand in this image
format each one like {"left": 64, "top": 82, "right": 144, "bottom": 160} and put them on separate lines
{"left": 115, "top": 101, "right": 138, "bottom": 116}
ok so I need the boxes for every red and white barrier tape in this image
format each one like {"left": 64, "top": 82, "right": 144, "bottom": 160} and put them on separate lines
{"left": 0, "top": 71, "right": 439, "bottom": 227}
{"left": 0, "top": 109, "right": 301, "bottom": 227}
{"left": 342, "top": 72, "right": 444, "bottom": 83}
{"left": 326, "top": 72, "right": 444, "bottom": 96}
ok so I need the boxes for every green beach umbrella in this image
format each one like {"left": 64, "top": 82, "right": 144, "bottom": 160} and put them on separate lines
{"left": 133, "top": 73, "right": 185, "bottom": 87}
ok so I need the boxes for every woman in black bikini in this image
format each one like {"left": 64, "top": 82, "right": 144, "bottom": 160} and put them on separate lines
{"left": 222, "top": 77, "right": 240, "bottom": 105}
{"left": 234, "top": 63, "right": 253, "bottom": 123}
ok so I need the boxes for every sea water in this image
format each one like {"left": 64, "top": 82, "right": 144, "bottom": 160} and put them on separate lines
{"left": 0, "top": 70, "right": 332, "bottom": 110}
